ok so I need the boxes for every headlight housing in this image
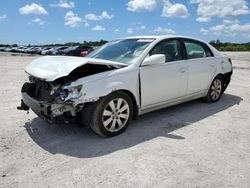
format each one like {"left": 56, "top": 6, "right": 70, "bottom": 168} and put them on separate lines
{"left": 59, "top": 85, "right": 82, "bottom": 101}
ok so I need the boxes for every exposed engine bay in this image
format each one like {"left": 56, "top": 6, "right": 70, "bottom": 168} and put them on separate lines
{"left": 55, "top": 63, "right": 117, "bottom": 84}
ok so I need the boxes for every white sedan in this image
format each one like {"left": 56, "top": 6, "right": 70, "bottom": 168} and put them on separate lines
{"left": 18, "top": 35, "right": 233, "bottom": 137}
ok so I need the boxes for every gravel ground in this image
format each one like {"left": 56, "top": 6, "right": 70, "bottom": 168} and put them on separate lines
{"left": 0, "top": 52, "right": 249, "bottom": 188}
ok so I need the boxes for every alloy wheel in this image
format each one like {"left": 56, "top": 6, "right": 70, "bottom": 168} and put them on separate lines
{"left": 211, "top": 78, "right": 222, "bottom": 101}
{"left": 102, "top": 98, "right": 130, "bottom": 132}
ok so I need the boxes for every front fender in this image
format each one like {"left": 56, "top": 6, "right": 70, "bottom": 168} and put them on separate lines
{"left": 74, "top": 70, "right": 140, "bottom": 106}
{"left": 103, "top": 81, "right": 129, "bottom": 95}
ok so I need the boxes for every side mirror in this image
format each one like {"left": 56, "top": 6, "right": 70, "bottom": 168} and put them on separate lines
{"left": 142, "top": 54, "right": 166, "bottom": 66}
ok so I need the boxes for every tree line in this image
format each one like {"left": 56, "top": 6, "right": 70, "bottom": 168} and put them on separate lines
{"left": 209, "top": 40, "right": 250, "bottom": 51}
{"left": 1, "top": 39, "right": 250, "bottom": 51}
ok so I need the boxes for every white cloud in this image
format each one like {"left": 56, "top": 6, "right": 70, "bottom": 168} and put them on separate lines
{"left": 100, "top": 11, "right": 114, "bottom": 20}
{"left": 196, "top": 17, "right": 211, "bottom": 22}
{"left": 114, "top": 29, "right": 120, "bottom": 32}
{"left": 140, "top": 25, "right": 146, "bottom": 29}
{"left": 0, "top": 14, "right": 7, "bottom": 21}
{"left": 84, "top": 22, "right": 90, "bottom": 27}
{"left": 134, "top": 25, "right": 146, "bottom": 31}
{"left": 32, "top": 18, "right": 45, "bottom": 25}
{"left": 223, "top": 19, "right": 240, "bottom": 25}
{"left": 19, "top": 3, "right": 48, "bottom": 15}
{"left": 202, "top": 20, "right": 250, "bottom": 37}
{"left": 153, "top": 26, "right": 176, "bottom": 34}
{"left": 85, "top": 11, "right": 114, "bottom": 21}
{"left": 127, "top": 28, "right": 134, "bottom": 34}
{"left": 64, "top": 11, "right": 87, "bottom": 28}
{"left": 50, "top": 0, "right": 75, "bottom": 9}
{"left": 92, "top": 25, "right": 106, "bottom": 31}
{"left": 127, "top": 0, "right": 157, "bottom": 12}
{"left": 200, "top": 28, "right": 209, "bottom": 35}
{"left": 162, "top": 0, "right": 189, "bottom": 18}
{"left": 191, "top": 0, "right": 249, "bottom": 22}
{"left": 245, "top": 34, "right": 250, "bottom": 39}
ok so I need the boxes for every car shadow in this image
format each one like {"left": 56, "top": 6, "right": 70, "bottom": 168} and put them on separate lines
{"left": 24, "top": 94, "right": 242, "bottom": 158}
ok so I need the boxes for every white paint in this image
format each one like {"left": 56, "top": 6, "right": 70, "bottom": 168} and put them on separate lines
{"left": 25, "top": 56, "right": 126, "bottom": 81}
{"left": 24, "top": 35, "right": 232, "bottom": 114}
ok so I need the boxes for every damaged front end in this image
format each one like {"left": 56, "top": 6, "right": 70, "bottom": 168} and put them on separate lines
{"left": 17, "top": 56, "right": 125, "bottom": 123}
{"left": 17, "top": 76, "right": 84, "bottom": 123}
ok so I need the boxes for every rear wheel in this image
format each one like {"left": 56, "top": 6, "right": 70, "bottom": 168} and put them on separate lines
{"left": 81, "top": 91, "right": 133, "bottom": 137}
{"left": 204, "top": 76, "right": 223, "bottom": 103}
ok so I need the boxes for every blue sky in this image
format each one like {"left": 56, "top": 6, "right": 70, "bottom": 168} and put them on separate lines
{"left": 0, "top": 0, "right": 250, "bottom": 45}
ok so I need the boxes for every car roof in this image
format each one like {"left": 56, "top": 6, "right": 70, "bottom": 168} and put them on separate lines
{"left": 120, "top": 35, "right": 221, "bottom": 57}
{"left": 122, "top": 35, "right": 208, "bottom": 44}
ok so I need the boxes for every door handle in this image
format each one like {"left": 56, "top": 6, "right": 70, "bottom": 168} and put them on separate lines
{"left": 179, "top": 68, "right": 186, "bottom": 73}
{"left": 210, "top": 63, "right": 215, "bottom": 67}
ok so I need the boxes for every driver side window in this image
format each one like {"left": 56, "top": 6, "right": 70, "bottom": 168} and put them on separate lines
{"left": 149, "top": 40, "right": 182, "bottom": 62}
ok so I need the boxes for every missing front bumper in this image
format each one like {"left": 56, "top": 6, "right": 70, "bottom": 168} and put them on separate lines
{"left": 18, "top": 92, "right": 81, "bottom": 124}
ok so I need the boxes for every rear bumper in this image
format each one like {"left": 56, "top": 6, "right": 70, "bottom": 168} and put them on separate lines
{"left": 224, "top": 71, "right": 232, "bottom": 82}
{"left": 222, "top": 71, "right": 233, "bottom": 93}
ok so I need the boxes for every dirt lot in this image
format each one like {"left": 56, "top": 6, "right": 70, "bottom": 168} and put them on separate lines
{"left": 0, "top": 52, "right": 249, "bottom": 187}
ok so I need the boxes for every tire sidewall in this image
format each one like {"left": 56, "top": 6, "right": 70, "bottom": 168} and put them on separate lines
{"left": 95, "top": 92, "right": 133, "bottom": 137}
{"left": 208, "top": 76, "right": 223, "bottom": 102}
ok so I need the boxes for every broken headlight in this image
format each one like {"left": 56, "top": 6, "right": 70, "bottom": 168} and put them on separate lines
{"left": 59, "top": 85, "right": 82, "bottom": 101}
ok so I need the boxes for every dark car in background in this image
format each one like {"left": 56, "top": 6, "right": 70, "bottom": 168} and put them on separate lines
{"left": 80, "top": 47, "right": 94, "bottom": 57}
{"left": 61, "top": 46, "right": 93, "bottom": 56}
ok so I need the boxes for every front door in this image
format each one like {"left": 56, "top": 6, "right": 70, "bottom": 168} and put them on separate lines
{"left": 140, "top": 39, "right": 188, "bottom": 108}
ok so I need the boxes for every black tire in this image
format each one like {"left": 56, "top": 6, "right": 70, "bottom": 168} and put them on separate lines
{"left": 81, "top": 91, "right": 133, "bottom": 137}
{"left": 204, "top": 76, "right": 223, "bottom": 103}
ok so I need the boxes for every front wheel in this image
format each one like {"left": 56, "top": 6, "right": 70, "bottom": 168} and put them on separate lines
{"left": 81, "top": 91, "right": 133, "bottom": 137}
{"left": 204, "top": 76, "right": 223, "bottom": 103}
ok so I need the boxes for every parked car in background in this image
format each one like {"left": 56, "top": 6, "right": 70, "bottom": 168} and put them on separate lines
{"left": 18, "top": 47, "right": 29, "bottom": 53}
{"left": 14, "top": 46, "right": 25, "bottom": 53}
{"left": 61, "top": 46, "right": 93, "bottom": 56}
{"left": 41, "top": 47, "right": 51, "bottom": 55}
{"left": 26, "top": 47, "right": 43, "bottom": 54}
{"left": 41, "top": 46, "right": 68, "bottom": 55}
{"left": 10, "top": 47, "right": 19, "bottom": 52}
{"left": 80, "top": 47, "right": 94, "bottom": 57}
{"left": 18, "top": 35, "right": 233, "bottom": 137}
{"left": 41, "top": 48, "right": 52, "bottom": 55}
{"left": 4, "top": 47, "right": 12, "bottom": 52}
{"left": 51, "top": 46, "right": 68, "bottom": 55}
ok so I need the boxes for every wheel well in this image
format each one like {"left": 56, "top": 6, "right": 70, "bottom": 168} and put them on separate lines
{"left": 217, "top": 72, "right": 232, "bottom": 92}
{"left": 114, "top": 89, "right": 139, "bottom": 120}
{"left": 216, "top": 73, "right": 224, "bottom": 82}
{"left": 217, "top": 73, "right": 230, "bottom": 85}
{"left": 215, "top": 73, "right": 230, "bottom": 93}
{"left": 217, "top": 73, "right": 223, "bottom": 78}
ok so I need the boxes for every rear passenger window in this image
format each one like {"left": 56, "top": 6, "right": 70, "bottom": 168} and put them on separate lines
{"left": 150, "top": 40, "right": 182, "bottom": 62}
{"left": 184, "top": 41, "right": 213, "bottom": 59}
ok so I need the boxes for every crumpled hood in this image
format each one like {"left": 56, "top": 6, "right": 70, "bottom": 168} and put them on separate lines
{"left": 25, "top": 56, "right": 126, "bottom": 82}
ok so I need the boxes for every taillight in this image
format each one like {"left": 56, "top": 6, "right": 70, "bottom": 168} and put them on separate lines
{"left": 228, "top": 58, "right": 232, "bottom": 65}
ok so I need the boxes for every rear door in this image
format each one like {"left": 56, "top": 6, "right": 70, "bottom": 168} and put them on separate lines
{"left": 183, "top": 39, "right": 216, "bottom": 94}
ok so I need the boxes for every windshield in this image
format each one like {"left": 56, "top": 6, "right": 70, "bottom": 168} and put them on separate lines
{"left": 88, "top": 38, "right": 154, "bottom": 64}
